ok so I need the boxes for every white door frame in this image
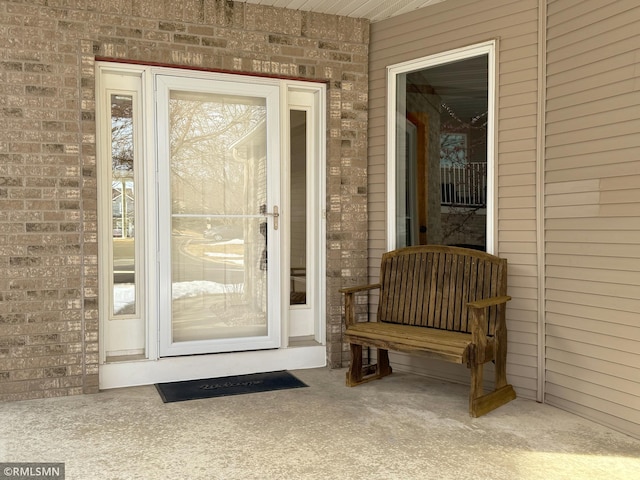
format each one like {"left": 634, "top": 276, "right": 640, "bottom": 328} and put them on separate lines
{"left": 282, "top": 86, "right": 326, "bottom": 345}
{"left": 155, "top": 74, "right": 282, "bottom": 357}
{"left": 97, "top": 63, "right": 327, "bottom": 389}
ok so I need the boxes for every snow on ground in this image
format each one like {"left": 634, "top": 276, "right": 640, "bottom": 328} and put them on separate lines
{"left": 112, "top": 239, "right": 249, "bottom": 315}
{"left": 113, "top": 280, "right": 238, "bottom": 315}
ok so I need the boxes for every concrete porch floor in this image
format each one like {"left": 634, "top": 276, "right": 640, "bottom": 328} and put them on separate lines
{"left": 1, "top": 367, "right": 638, "bottom": 480}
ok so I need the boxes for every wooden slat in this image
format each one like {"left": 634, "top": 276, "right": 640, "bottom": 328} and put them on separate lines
{"left": 378, "top": 254, "right": 391, "bottom": 320}
{"left": 386, "top": 255, "right": 400, "bottom": 321}
{"left": 491, "top": 262, "right": 500, "bottom": 335}
{"left": 444, "top": 254, "right": 457, "bottom": 330}
{"left": 383, "top": 256, "right": 394, "bottom": 321}
{"left": 435, "top": 252, "right": 447, "bottom": 328}
{"left": 405, "top": 254, "right": 415, "bottom": 326}
{"left": 402, "top": 255, "right": 411, "bottom": 325}
{"left": 398, "top": 255, "right": 408, "bottom": 317}
{"left": 473, "top": 259, "right": 484, "bottom": 301}
{"left": 494, "top": 262, "right": 507, "bottom": 334}
{"left": 466, "top": 257, "right": 478, "bottom": 333}
{"left": 417, "top": 253, "right": 428, "bottom": 325}
{"left": 452, "top": 255, "right": 465, "bottom": 331}
{"left": 483, "top": 259, "right": 492, "bottom": 298}
{"left": 408, "top": 253, "right": 422, "bottom": 326}
{"left": 427, "top": 252, "right": 440, "bottom": 328}
{"left": 392, "top": 255, "right": 402, "bottom": 321}
{"left": 486, "top": 262, "right": 496, "bottom": 335}
{"left": 439, "top": 254, "right": 452, "bottom": 329}
{"left": 460, "top": 255, "right": 472, "bottom": 332}
{"left": 419, "top": 252, "right": 434, "bottom": 327}
{"left": 404, "top": 252, "right": 417, "bottom": 326}
{"left": 346, "top": 322, "right": 471, "bottom": 348}
{"left": 345, "top": 322, "right": 471, "bottom": 364}
{"left": 371, "top": 246, "right": 509, "bottom": 334}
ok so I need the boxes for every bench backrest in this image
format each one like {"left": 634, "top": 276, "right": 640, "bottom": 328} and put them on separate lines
{"left": 377, "top": 245, "right": 508, "bottom": 336}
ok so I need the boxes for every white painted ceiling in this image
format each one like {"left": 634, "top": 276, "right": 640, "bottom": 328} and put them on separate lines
{"left": 240, "top": 0, "right": 446, "bottom": 23}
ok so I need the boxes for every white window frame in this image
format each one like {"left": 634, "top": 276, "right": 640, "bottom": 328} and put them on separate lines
{"left": 386, "top": 40, "right": 497, "bottom": 253}
{"left": 283, "top": 86, "right": 326, "bottom": 343}
{"left": 96, "top": 67, "right": 148, "bottom": 360}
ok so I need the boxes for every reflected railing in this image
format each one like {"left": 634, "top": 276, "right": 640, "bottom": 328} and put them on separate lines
{"left": 440, "top": 162, "right": 487, "bottom": 207}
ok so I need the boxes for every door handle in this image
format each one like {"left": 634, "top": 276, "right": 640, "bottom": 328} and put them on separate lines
{"left": 262, "top": 205, "right": 279, "bottom": 230}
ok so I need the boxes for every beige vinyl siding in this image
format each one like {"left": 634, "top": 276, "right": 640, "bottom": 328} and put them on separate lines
{"left": 545, "top": 0, "right": 640, "bottom": 438}
{"left": 368, "top": 0, "right": 540, "bottom": 399}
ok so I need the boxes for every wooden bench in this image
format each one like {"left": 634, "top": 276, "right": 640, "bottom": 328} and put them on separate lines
{"left": 340, "top": 245, "right": 516, "bottom": 417}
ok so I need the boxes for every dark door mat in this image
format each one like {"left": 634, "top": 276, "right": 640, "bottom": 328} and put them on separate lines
{"left": 155, "top": 370, "right": 308, "bottom": 403}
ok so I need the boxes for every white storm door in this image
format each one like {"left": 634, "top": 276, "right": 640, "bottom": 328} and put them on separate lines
{"left": 156, "top": 74, "right": 281, "bottom": 357}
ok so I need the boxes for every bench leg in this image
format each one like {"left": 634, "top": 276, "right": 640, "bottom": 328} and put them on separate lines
{"left": 469, "top": 359, "right": 484, "bottom": 416}
{"left": 494, "top": 324, "right": 509, "bottom": 389}
{"left": 346, "top": 343, "right": 364, "bottom": 386}
{"left": 346, "top": 344, "right": 393, "bottom": 387}
{"left": 469, "top": 355, "right": 516, "bottom": 417}
{"left": 467, "top": 316, "right": 517, "bottom": 417}
{"left": 377, "top": 348, "right": 392, "bottom": 378}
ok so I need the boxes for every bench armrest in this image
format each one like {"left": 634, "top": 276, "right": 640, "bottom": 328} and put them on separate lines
{"left": 467, "top": 295, "right": 511, "bottom": 363}
{"left": 340, "top": 284, "right": 380, "bottom": 327}
{"left": 467, "top": 295, "right": 511, "bottom": 310}
{"left": 339, "top": 283, "right": 381, "bottom": 294}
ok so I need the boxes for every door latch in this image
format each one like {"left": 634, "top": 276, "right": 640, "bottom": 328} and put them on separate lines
{"left": 261, "top": 205, "right": 279, "bottom": 230}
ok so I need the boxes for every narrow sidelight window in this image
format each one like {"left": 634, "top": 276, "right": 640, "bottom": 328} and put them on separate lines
{"left": 290, "top": 109, "right": 307, "bottom": 306}
{"left": 110, "top": 93, "right": 137, "bottom": 316}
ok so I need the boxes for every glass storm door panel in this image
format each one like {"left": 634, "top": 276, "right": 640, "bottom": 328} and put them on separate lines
{"left": 156, "top": 75, "right": 281, "bottom": 356}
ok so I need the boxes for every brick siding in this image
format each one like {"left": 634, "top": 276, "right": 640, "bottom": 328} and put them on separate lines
{"left": 0, "top": 0, "right": 369, "bottom": 400}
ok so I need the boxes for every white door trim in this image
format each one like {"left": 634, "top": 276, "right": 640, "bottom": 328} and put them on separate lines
{"left": 100, "top": 346, "right": 327, "bottom": 389}
{"left": 155, "top": 74, "right": 282, "bottom": 357}
{"left": 97, "top": 63, "right": 327, "bottom": 389}
{"left": 282, "top": 85, "right": 326, "bottom": 344}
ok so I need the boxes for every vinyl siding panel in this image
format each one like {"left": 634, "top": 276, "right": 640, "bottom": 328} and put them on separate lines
{"left": 545, "top": 0, "right": 640, "bottom": 438}
{"left": 546, "top": 393, "right": 640, "bottom": 439}
{"left": 368, "top": 0, "right": 540, "bottom": 399}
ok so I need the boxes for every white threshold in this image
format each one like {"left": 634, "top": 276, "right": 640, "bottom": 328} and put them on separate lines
{"left": 99, "top": 345, "right": 326, "bottom": 390}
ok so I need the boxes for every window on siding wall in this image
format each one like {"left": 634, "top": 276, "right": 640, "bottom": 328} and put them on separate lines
{"left": 388, "top": 41, "right": 495, "bottom": 253}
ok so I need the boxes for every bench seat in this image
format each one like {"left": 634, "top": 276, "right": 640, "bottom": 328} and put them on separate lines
{"left": 345, "top": 322, "right": 473, "bottom": 364}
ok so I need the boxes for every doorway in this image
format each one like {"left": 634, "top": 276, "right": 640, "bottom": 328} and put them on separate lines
{"left": 97, "top": 63, "right": 326, "bottom": 388}
{"left": 156, "top": 75, "right": 282, "bottom": 356}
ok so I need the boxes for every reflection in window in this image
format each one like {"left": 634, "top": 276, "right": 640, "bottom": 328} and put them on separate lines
{"left": 290, "top": 110, "right": 307, "bottom": 305}
{"left": 396, "top": 54, "right": 489, "bottom": 250}
{"left": 168, "top": 90, "right": 269, "bottom": 342}
{"left": 111, "top": 94, "right": 136, "bottom": 315}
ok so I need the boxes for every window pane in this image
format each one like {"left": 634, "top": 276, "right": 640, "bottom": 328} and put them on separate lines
{"left": 169, "top": 90, "right": 269, "bottom": 342}
{"left": 169, "top": 91, "right": 267, "bottom": 216}
{"left": 290, "top": 110, "right": 307, "bottom": 305}
{"left": 396, "top": 54, "right": 488, "bottom": 250}
{"left": 111, "top": 94, "right": 136, "bottom": 315}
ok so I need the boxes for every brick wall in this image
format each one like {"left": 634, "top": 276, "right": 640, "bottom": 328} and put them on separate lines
{"left": 0, "top": 0, "right": 369, "bottom": 401}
